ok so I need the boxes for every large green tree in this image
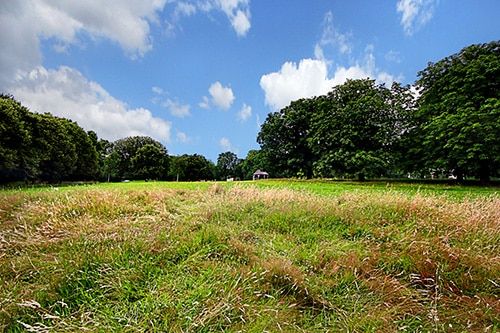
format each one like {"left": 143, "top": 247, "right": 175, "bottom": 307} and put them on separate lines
{"left": 64, "top": 121, "right": 99, "bottom": 180}
{"left": 216, "top": 151, "right": 241, "bottom": 180}
{"left": 310, "top": 79, "right": 412, "bottom": 180}
{"left": 1, "top": 95, "right": 101, "bottom": 182}
{"left": 0, "top": 95, "right": 33, "bottom": 181}
{"left": 169, "top": 154, "right": 215, "bottom": 181}
{"left": 257, "top": 98, "right": 317, "bottom": 178}
{"left": 412, "top": 41, "right": 500, "bottom": 181}
{"left": 109, "top": 136, "right": 167, "bottom": 179}
{"left": 27, "top": 113, "right": 79, "bottom": 181}
{"left": 131, "top": 144, "right": 169, "bottom": 180}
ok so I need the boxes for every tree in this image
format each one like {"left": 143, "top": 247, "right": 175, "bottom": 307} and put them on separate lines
{"left": 1, "top": 95, "right": 102, "bottom": 182}
{"left": 0, "top": 95, "right": 32, "bottom": 181}
{"left": 28, "top": 113, "right": 78, "bottom": 182}
{"left": 169, "top": 154, "right": 215, "bottom": 181}
{"left": 412, "top": 41, "right": 500, "bottom": 181}
{"left": 88, "top": 131, "right": 112, "bottom": 180}
{"left": 257, "top": 98, "right": 317, "bottom": 178}
{"left": 131, "top": 144, "right": 169, "bottom": 180}
{"left": 110, "top": 136, "right": 167, "bottom": 179}
{"left": 65, "top": 121, "right": 99, "bottom": 180}
{"left": 239, "top": 150, "right": 270, "bottom": 180}
{"left": 216, "top": 151, "right": 241, "bottom": 180}
{"left": 310, "top": 79, "right": 411, "bottom": 180}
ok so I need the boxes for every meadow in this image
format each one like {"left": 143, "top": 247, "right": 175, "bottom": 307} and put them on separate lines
{"left": 0, "top": 180, "right": 498, "bottom": 332}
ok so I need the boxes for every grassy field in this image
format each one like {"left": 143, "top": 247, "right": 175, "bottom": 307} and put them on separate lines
{"left": 0, "top": 180, "right": 498, "bottom": 332}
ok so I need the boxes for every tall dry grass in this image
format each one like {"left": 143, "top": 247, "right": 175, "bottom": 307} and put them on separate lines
{"left": 0, "top": 184, "right": 498, "bottom": 331}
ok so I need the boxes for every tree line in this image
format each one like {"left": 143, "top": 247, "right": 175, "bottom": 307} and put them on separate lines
{"left": 0, "top": 97, "right": 261, "bottom": 183}
{"left": 1, "top": 41, "right": 498, "bottom": 183}
{"left": 256, "top": 41, "right": 499, "bottom": 182}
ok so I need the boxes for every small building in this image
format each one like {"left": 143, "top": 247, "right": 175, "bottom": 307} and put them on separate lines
{"left": 253, "top": 170, "right": 269, "bottom": 180}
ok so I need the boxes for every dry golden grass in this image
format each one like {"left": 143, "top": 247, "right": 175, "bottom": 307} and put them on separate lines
{"left": 0, "top": 184, "right": 498, "bottom": 332}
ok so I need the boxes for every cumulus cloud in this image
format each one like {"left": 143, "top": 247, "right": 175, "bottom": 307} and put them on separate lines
{"left": 238, "top": 103, "right": 252, "bottom": 122}
{"left": 0, "top": 0, "right": 168, "bottom": 89}
{"left": 10, "top": 66, "right": 172, "bottom": 143}
{"left": 260, "top": 46, "right": 396, "bottom": 111}
{"left": 175, "top": 2, "right": 197, "bottom": 17}
{"left": 202, "top": 81, "right": 235, "bottom": 110}
{"left": 198, "top": 96, "right": 211, "bottom": 109}
{"left": 260, "top": 59, "right": 333, "bottom": 111}
{"left": 152, "top": 86, "right": 191, "bottom": 118}
{"left": 152, "top": 86, "right": 164, "bottom": 95}
{"left": 396, "top": 0, "right": 437, "bottom": 35}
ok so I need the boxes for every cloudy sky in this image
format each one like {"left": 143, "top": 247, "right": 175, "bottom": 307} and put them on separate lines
{"left": 1, "top": 0, "right": 498, "bottom": 161}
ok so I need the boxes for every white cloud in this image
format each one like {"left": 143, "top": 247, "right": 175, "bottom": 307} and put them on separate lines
{"left": 314, "top": 11, "right": 352, "bottom": 62}
{"left": 0, "top": 0, "right": 167, "bottom": 89}
{"left": 175, "top": 2, "right": 197, "bottom": 17}
{"left": 198, "top": 96, "right": 211, "bottom": 109}
{"left": 176, "top": 131, "right": 191, "bottom": 143}
{"left": 260, "top": 47, "right": 396, "bottom": 111}
{"left": 162, "top": 99, "right": 191, "bottom": 118}
{"left": 205, "top": 81, "right": 235, "bottom": 110}
{"left": 219, "top": 137, "right": 236, "bottom": 152}
{"left": 9, "top": 66, "right": 171, "bottom": 143}
{"left": 151, "top": 86, "right": 190, "bottom": 118}
{"left": 260, "top": 59, "right": 334, "bottom": 111}
{"left": 152, "top": 86, "right": 164, "bottom": 95}
{"left": 215, "top": 0, "right": 251, "bottom": 37}
{"left": 166, "top": 0, "right": 251, "bottom": 37}
{"left": 396, "top": 0, "right": 437, "bottom": 35}
{"left": 238, "top": 103, "right": 252, "bottom": 122}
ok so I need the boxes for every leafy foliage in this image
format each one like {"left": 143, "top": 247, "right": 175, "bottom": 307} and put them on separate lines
{"left": 216, "top": 151, "right": 241, "bottom": 180}
{"left": 0, "top": 95, "right": 100, "bottom": 182}
{"left": 169, "top": 154, "right": 215, "bottom": 181}
{"left": 410, "top": 41, "right": 500, "bottom": 181}
{"left": 131, "top": 144, "right": 169, "bottom": 180}
{"left": 257, "top": 80, "right": 414, "bottom": 180}
{"left": 238, "top": 149, "right": 271, "bottom": 180}
{"left": 311, "top": 79, "right": 413, "bottom": 180}
{"left": 257, "top": 98, "right": 317, "bottom": 178}
{"left": 0, "top": 95, "right": 33, "bottom": 180}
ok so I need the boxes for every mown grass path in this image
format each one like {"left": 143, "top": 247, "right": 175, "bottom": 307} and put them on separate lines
{"left": 1, "top": 181, "right": 498, "bottom": 332}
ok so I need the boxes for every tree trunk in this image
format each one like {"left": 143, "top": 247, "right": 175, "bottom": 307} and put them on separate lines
{"left": 479, "top": 163, "right": 490, "bottom": 184}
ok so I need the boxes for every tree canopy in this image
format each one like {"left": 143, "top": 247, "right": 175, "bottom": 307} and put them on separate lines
{"left": 257, "top": 79, "right": 414, "bottom": 180}
{"left": 216, "top": 151, "right": 241, "bottom": 180}
{"left": 169, "top": 154, "right": 215, "bottom": 181}
{"left": 0, "top": 95, "right": 100, "bottom": 182}
{"left": 1, "top": 41, "right": 498, "bottom": 184}
{"left": 256, "top": 41, "right": 498, "bottom": 182}
{"left": 410, "top": 41, "right": 500, "bottom": 181}
{"left": 104, "top": 136, "right": 169, "bottom": 180}
{"left": 258, "top": 98, "right": 316, "bottom": 178}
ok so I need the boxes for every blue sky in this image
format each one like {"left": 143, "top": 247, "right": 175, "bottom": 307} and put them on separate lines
{"left": 1, "top": 0, "right": 498, "bottom": 161}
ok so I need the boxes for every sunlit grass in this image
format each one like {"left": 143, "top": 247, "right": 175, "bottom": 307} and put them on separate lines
{"left": 0, "top": 182, "right": 498, "bottom": 331}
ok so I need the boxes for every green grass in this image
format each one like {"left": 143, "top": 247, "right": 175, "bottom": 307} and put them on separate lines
{"left": 0, "top": 181, "right": 498, "bottom": 332}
